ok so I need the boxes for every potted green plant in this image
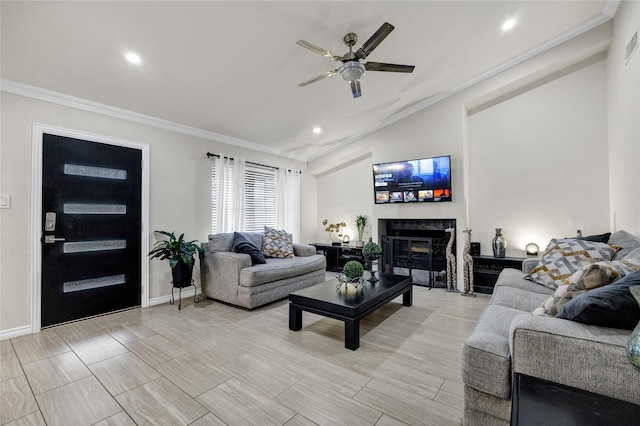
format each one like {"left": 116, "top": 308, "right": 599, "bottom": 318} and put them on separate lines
{"left": 354, "top": 215, "right": 369, "bottom": 248}
{"left": 148, "top": 231, "right": 205, "bottom": 286}
{"left": 362, "top": 241, "right": 382, "bottom": 282}
{"left": 337, "top": 260, "right": 365, "bottom": 293}
{"left": 342, "top": 260, "right": 364, "bottom": 279}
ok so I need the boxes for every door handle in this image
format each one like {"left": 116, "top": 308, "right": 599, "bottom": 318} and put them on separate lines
{"left": 44, "top": 235, "right": 66, "bottom": 244}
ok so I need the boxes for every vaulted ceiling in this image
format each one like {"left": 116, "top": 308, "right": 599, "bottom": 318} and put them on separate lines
{"left": 1, "top": 1, "right": 614, "bottom": 162}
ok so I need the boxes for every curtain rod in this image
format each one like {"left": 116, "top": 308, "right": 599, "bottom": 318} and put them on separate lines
{"left": 206, "top": 152, "right": 300, "bottom": 173}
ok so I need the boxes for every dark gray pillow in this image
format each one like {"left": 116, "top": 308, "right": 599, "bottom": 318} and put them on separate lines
{"left": 563, "top": 233, "right": 611, "bottom": 243}
{"left": 233, "top": 232, "right": 266, "bottom": 265}
{"left": 557, "top": 270, "right": 640, "bottom": 330}
{"left": 581, "top": 232, "right": 611, "bottom": 243}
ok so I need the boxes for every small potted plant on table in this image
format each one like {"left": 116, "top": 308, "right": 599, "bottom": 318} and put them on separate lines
{"left": 337, "top": 260, "right": 365, "bottom": 293}
{"left": 354, "top": 215, "right": 369, "bottom": 248}
{"left": 363, "top": 241, "right": 382, "bottom": 282}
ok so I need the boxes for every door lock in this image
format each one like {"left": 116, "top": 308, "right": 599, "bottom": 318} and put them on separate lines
{"left": 44, "top": 235, "right": 66, "bottom": 244}
{"left": 45, "top": 212, "right": 57, "bottom": 231}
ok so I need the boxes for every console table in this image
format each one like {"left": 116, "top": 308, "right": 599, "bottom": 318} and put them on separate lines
{"left": 472, "top": 255, "right": 525, "bottom": 294}
{"left": 311, "top": 243, "right": 364, "bottom": 272}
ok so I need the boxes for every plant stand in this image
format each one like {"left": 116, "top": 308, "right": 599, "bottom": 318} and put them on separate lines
{"left": 170, "top": 279, "right": 198, "bottom": 310}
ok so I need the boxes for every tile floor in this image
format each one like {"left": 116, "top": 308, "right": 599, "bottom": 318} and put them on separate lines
{"left": 0, "top": 283, "right": 488, "bottom": 425}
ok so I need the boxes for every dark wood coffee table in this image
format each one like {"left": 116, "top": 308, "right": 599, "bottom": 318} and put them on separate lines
{"left": 288, "top": 274, "right": 412, "bottom": 350}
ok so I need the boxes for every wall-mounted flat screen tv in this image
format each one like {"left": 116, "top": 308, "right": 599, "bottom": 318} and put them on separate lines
{"left": 372, "top": 155, "right": 452, "bottom": 204}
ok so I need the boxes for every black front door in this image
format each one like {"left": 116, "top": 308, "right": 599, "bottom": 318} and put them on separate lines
{"left": 41, "top": 133, "right": 142, "bottom": 327}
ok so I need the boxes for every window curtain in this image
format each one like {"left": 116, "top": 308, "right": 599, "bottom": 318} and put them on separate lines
{"left": 276, "top": 167, "right": 301, "bottom": 242}
{"left": 211, "top": 154, "right": 246, "bottom": 233}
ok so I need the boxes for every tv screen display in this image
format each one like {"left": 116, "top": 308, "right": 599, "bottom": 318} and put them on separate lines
{"left": 372, "top": 155, "right": 452, "bottom": 204}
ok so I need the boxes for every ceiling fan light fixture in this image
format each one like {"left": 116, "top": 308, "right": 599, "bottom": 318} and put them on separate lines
{"left": 339, "top": 61, "right": 365, "bottom": 81}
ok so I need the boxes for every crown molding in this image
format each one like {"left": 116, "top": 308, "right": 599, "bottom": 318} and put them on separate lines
{"left": 0, "top": 78, "right": 306, "bottom": 161}
{"left": 308, "top": 12, "right": 613, "bottom": 162}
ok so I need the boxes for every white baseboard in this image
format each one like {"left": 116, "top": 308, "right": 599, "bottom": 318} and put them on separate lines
{"left": 0, "top": 325, "right": 34, "bottom": 341}
{"left": 149, "top": 287, "right": 201, "bottom": 306}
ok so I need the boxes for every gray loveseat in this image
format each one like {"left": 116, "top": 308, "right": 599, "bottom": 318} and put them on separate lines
{"left": 462, "top": 230, "right": 640, "bottom": 425}
{"left": 200, "top": 232, "right": 326, "bottom": 309}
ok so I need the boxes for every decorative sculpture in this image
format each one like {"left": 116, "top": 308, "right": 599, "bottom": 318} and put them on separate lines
{"left": 461, "top": 228, "right": 476, "bottom": 297}
{"left": 445, "top": 227, "right": 457, "bottom": 292}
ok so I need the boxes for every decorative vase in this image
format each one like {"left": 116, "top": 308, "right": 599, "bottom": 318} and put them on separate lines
{"left": 627, "top": 286, "right": 640, "bottom": 371}
{"left": 366, "top": 259, "right": 379, "bottom": 282}
{"left": 492, "top": 228, "right": 507, "bottom": 258}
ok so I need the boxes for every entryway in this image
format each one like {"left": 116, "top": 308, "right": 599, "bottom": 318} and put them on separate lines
{"left": 33, "top": 124, "right": 149, "bottom": 329}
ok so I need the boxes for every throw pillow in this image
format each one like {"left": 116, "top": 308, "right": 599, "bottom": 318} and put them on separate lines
{"left": 525, "top": 238, "right": 618, "bottom": 290}
{"left": 564, "top": 232, "right": 611, "bottom": 243}
{"left": 232, "top": 232, "right": 266, "bottom": 265}
{"left": 262, "top": 227, "right": 294, "bottom": 259}
{"left": 609, "top": 230, "right": 640, "bottom": 260}
{"left": 557, "top": 270, "right": 640, "bottom": 330}
{"left": 532, "top": 262, "right": 620, "bottom": 317}
{"left": 624, "top": 247, "right": 640, "bottom": 260}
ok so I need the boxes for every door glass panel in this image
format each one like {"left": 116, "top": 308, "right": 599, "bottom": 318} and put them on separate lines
{"left": 64, "top": 164, "right": 127, "bottom": 180}
{"left": 63, "top": 274, "right": 126, "bottom": 293}
{"left": 64, "top": 203, "right": 126, "bottom": 214}
{"left": 63, "top": 240, "right": 127, "bottom": 253}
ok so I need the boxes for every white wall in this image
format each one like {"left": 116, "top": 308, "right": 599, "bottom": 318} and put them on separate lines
{"left": 0, "top": 92, "right": 313, "bottom": 336}
{"left": 607, "top": 0, "right": 640, "bottom": 235}
{"left": 316, "top": 155, "right": 373, "bottom": 244}
{"left": 468, "top": 59, "right": 609, "bottom": 255}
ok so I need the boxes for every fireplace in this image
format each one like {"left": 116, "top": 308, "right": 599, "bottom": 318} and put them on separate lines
{"left": 379, "top": 218, "right": 456, "bottom": 287}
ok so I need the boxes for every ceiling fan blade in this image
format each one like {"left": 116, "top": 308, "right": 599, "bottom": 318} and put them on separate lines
{"left": 356, "top": 22, "right": 394, "bottom": 59}
{"left": 365, "top": 62, "right": 415, "bottom": 73}
{"left": 297, "top": 69, "right": 338, "bottom": 87}
{"left": 350, "top": 79, "right": 362, "bottom": 98}
{"left": 296, "top": 40, "right": 342, "bottom": 61}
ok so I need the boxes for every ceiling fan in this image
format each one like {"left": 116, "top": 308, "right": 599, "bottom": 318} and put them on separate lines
{"left": 297, "top": 22, "right": 415, "bottom": 98}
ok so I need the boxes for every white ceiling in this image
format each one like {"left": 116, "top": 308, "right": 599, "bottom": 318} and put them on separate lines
{"left": 1, "top": 1, "right": 614, "bottom": 162}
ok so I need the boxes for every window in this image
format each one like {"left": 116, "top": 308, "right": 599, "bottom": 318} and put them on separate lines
{"left": 244, "top": 164, "right": 276, "bottom": 232}
{"left": 211, "top": 160, "right": 276, "bottom": 233}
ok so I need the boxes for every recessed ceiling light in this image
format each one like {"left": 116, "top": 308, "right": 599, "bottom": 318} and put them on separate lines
{"left": 125, "top": 53, "right": 142, "bottom": 64}
{"left": 313, "top": 126, "right": 322, "bottom": 135}
{"left": 502, "top": 18, "right": 517, "bottom": 32}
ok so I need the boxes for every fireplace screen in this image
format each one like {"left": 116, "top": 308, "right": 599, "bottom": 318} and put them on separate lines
{"left": 379, "top": 218, "right": 455, "bottom": 288}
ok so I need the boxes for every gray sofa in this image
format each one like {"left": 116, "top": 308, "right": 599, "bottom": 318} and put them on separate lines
{"left": 462, "top": 231, "right": 640, "bottom": 425}
{"left": 200, "top": 232, "right": 326, "bottom": 309}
